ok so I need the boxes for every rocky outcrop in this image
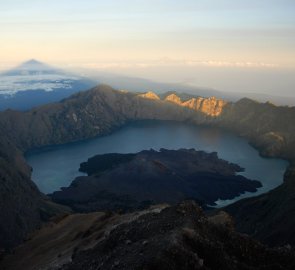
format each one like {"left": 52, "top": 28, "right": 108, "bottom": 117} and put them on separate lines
{"left": 137, "top": 91, "right": 160, "bottom": 100}
{"left": 164, "top": 93, "right": 183, "bottom": 104}
{"left": 50, "top": 149, "right": 261, "bottom": 212}
{"left": 164, "top": 94, "right": 227, "bottom": 116}
{"left": 136, "top": 91, "right": 227, "bottom": 116}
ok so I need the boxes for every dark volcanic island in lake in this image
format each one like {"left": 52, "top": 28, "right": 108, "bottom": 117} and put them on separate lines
{"left": 50, "top": 148, "right": 261, "bottom": 212}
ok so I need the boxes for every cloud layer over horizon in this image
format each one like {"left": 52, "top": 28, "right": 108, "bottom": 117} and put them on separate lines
{"left": 1, "top": 0, "right": 294, "bottom": 95}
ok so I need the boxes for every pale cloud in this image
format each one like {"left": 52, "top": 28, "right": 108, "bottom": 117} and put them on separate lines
{"left": 0, "top": 0, "right": 294, "bottom": 69}
{"left": 72, "top": 59, "right": 279, "bottom": 70}
{"left": 191, "top": 61, "right": 278, "bottom": 68}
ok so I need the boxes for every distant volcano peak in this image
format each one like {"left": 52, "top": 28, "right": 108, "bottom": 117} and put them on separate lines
{"left": 2, "top": 59, "right": 60, "bottom": 76}
{"left": 22, "top": 59, "right": 44, "bottom": 65}
{"left": 17, "top": 59, "right": 51, "bottom": 70}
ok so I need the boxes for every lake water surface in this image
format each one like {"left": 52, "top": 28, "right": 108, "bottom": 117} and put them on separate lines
{"left": 26, "top": 121, "right": 288, "bottom": 206}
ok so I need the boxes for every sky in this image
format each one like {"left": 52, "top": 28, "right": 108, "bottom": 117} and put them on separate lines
{"left": 0, "top": 0, "right": 295, "bottom": 95}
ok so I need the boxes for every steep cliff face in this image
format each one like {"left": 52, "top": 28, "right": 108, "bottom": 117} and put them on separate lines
{"left": 0, "top": 136, "right": 42, "bottom": 250}
{"left": 0, "top": 135, "right": 69, "bottom": 250}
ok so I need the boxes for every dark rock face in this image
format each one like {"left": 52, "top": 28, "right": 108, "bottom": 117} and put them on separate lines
{"left": 61, "top": 201, "right": 295, "bottom": 270}
{"left": 0, "top": 136, "right": 42, "bottom": 250}
{"left": 50, "top": 149, "right": 261, "bottom": 212}
{"left": 0, "top": 136, "right": 70, "bottom": 250}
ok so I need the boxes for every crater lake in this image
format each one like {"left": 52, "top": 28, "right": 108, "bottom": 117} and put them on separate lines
{"left": 26, "top": 121, "right": 288, "bottom": 206}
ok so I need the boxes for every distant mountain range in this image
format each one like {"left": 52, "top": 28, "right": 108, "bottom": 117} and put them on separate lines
{"left": 71, "top": 67, "right": 295, "bottom": 106}
{"left": 0, "top": 59, "right": 294, "bottom": 111}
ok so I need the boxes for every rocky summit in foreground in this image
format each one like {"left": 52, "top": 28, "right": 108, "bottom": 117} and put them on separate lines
{"left": 50, "top": 149, "right": 261, "bottom": 212}
{"left": 2, "top": 201, "right": 294, "bottom": 270}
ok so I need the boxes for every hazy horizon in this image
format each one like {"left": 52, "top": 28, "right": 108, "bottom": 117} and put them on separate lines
{"left": 1, "top": 0, "right": 294, "bottom": 96}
